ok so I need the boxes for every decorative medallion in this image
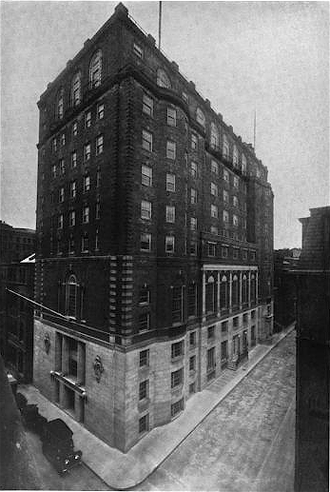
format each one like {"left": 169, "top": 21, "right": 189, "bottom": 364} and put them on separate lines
{"left": 93, "top": 355, "right": 104, "bottom": 383}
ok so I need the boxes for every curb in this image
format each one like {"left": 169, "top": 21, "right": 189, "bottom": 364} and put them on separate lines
{"left": 114, "top": 324, "right": 296, "bottom": 490}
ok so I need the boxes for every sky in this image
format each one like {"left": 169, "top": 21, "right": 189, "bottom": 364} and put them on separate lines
{"left": 0, "top": 1, "right": 329, "bottom": 248}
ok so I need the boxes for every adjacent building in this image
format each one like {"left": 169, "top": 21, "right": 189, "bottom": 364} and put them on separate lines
{"left": 293, "top": 206, "right": 329, "bottom": 492}
{"left": 34, "top": 3, "right": 274, "bottom": 452}
{"left": 0, "top": 221, "right": 35, "bottom": 263}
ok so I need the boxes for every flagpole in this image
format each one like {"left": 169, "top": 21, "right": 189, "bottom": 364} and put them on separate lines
{"left": 158, "top": 1, "right": 162, "bottom": 50}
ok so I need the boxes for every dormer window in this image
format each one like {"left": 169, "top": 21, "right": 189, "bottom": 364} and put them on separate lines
{"left": 196, "top": 108, "right": 205, "bottom": 128}
{"left": 89, "top": 50, "right": 102, "bottom": 88}
{"left": 157, "top": 69, "right": 171, "bottom": 89}
{"left": 57, "top": 88, "right": 64, "bottom": 119}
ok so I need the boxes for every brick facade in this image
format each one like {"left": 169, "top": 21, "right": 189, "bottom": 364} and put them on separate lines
{"left": 34, "top": 3, "right": 274, "bottom": 452}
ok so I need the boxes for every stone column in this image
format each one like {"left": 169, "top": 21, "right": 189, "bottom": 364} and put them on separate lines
{"left": 202, "top": 270, "right": 206, "bottom": 321}
{"left": 239, "top": 272, "right": 243, "bottom": 310}
{"left": 248, "top": 271, "right": 251, "bottom": 305}
{"left": 229, "top": 271, "right": 232, "bottom": 313}
{"left": 217, "top": 271, "right": 221, "bottom": 317}
{"left": 77, "top": 342, "right": 85, "bottom": 385}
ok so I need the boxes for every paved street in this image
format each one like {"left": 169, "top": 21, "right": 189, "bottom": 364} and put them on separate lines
{"left": 137, "top": 331, "right": 296, "bottom": 492}
{"left": 23, "top": 430, "right": 109, "bottom": 490}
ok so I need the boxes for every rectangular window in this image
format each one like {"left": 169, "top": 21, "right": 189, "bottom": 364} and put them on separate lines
{"left": 221, "top": 246, "right": 228, "bottom": 258}
{"left": 52, "top": 164, "right": 57, "bottom": 178}
{"left": 58, "top": 214, "right": 63, "bottom": 229}
{"left": 189, "top": 355, "right": 196, "bottom": 372}
{"left": 172, "top": 286, "right": 182, "bottom": 323}
{"left": 223, "top": 169, "right": 229, "bottom": 182}
{"left": 139, "top": 286, "right": 150, "bottom": 304}
{"left": 71, "top": 151, "right": 77, "bottom": 168}
{"left": 223, "top": 210, "right": 229, "bottom": 223}
{"left": 143, "top": 94, "right": 153, "bottom": 117}
{"left": 211, "top": 182, "right": 218, "bottom": 196}
{"left": 69, "top": 237, "right": 75, "bottom": 253}
{"left": 190, "top": 217, "right": 197, "bottom": 231}
{"left": 211, "top": 160, "right": 218, "bottom": 175}
{"left": 223, "top": 190, "right": 229, "bottom": 203}
{"left": 142, "top": 165, "right": 152, "bottom": 186}
{"left": 233, "top": 176, "right": 239, "bottom": 188}
{"left": 171, "top": 341, "right": 184, "bottom": 359}
{"left": 82, "top": 206, "right": 90, "bottom": 224}
{"left": 97, "top": 103, "right": 104, "bottom": 120}
{"left": 208, "top": 242, "right": 216, "bottom": 257}
{"left": 142, "top": 130, "right": 153, "bottom": 152}
{"left": 233, "top": 214, "right": 239, "bottom": 227}
{"left": 190, "top": 188, "right": 197, "bottom": 204}
{"left": 139, "top": 414, "right": 149, "bottom": 434}
{"left": 166, "top": 206, "right": 175, "bottom": 223}
{"left": 60, "top": 133, "right": 66, "bottom": 146}
{"left": 211, "top": 226, "right": 218, "bottom": 235}
{"left": 221, "top": 321, "right": 228, "bottom": 333}
{"left": 85, "top": 111, "right": 92, "bottom": 128}
{"left": 233, "top": 316, "right": 239, "bottom": 328}
{"left": 243, "top": 313, "right": 248, "bottom": 324}
{"left": 59, "top": 187, "right": 64, "bottom": 203}
{"left": 139, "top": 312, "right": 150, "bottom": 331}
{"left": 72, "top": 121, "right": 78, "bottom": 137}
{"left": 189, "top": 331, "right": 196, "bottom": 347}
{"left": 139, "top": 349, "right": 149, "bottom": 367}
{"left": 167, "top": 107, "right": 177, "bottom": 126}
{"left": 207, "top": 347, "right": 215, "bottom": 371}
{"left": 189, "top": 382, "right": 196, "bottom": 394}
{"left": 251, "top": 310, "right": 256, "bottom": 319}
{"left": 250, "top": 251, "right": 256, "bottom": 261}
{"left": 242, "top": 250, "right": 248, "bottom": 260}
{"left": 190, "top": 240, "right": 197, "bottom": 255}
{"left": 211, "top": 205, "right": 218, "bottom": 218}
{"left": 233, "top": 248, "right": 239, "bottom": 259}
{"left": 188, "top": 285, "right": 196, "bottom": 317}
{"left": 166, "top": 140, "right": 176, "bottom": 160}
{"left": 69, "top": 210, "right": 75, "bottom": 227}
{"left": 165, "top": 235, "right": 175, "bottom": 253}
{"left": 140, "top": 233, "right": 151, "bottom": 251}
{"left": 96, "top": 135, "right": 103, "bottom": 155}
{"left": 83, "top": 175, "right": 90, "bottom": 192}
{"left": 191, "top": 134, "right": 198, "bottom": 150}
{"left": 171, "top": 398, "right": 184, "bottom": 417}
{"left": 166, "top": 173, "right": 176, "bottom": 192}
{"left": 59, "top": 159, "right": 65, "bottom": 175}
{"left": 233, "top": 196, "right": 239, "bottom": 208}
{"left": 139, "top": 380, "right": 149, "bottom": 400}
{"left": 53, "top": 138, "right": 57, "bottom": 152}
{"left": 141, "top": 200, "right": 152, "bottom": 220}
{"left": 208, "top": 325, "right": 215, "bottom": 339}
{"left": 133, "top": 42, "right": 143, "bottom": 58}
{"left": 191, "top": 161, "right": 198, "bottom": 178}
{"left": 171, "top": 368, "right": 183, "bottom": 388}
{"left": 84, "top": 143, "right": 91, "bottom": 162}
{"left": 221, "top": 341, "right": 228, "bottom": 362}
{"left": 70, "top": 181, "right": 76, "bottom": 198}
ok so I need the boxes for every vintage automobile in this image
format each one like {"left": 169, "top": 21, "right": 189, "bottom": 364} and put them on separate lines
{"left": 40, "top": 419, "right": 82, "bottom": 475}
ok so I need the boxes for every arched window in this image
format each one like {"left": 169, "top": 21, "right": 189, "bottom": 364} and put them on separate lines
{"left": 157, "top": 69, "right": 171, "bottom": 89}
{"left": 222, "top": 134, "right": 229, "bottom": 157}
{"left": 65, "top": 274, "right": 79, "bottom": 318}
{"left": 210, "top": 123, "right": 219, "bottom": 149}
{"left": 220, "top": 275, "right": 229, "bottom": 310}
{"left": 251, "top": 274, "right": 256, "bottom": 302}
{"left": 89, "top": 50, "right": 102, "bottom": 88}
{"left": 242, "top": 274, "right": 248, "bottom": 304}
{"left": 206, "top": 275, "right": 216, "bottom": 313}
{"left": 232, "top": 274, "right": 239, "bottom": 307}
{"left": 196, "top": 108, "right": 205, "bottom": 128}
{"left": 71, "top": 72, "right": 81, "bottom": 106}
{"left": 57, "top": 88, "right": 64, "bottom": 119}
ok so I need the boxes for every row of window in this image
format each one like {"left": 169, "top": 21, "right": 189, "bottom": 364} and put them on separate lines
{"left": 56, "top": 203, "right": 100, "bottom": 229}
{"left": 51, "top": 137, "right": 103, "bottom": 178}
{"left": 53, "top": 233, "right": 99, "bottom": 255}
{"left": 51, "top": 103, "right": 105, "bottom": 151}
{"left": 53, "top": 172, "right": 100, "bottom": 203}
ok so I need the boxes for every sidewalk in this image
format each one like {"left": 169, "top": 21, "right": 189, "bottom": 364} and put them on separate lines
{"left": 19, "top": 324, "right": 295, "bottom": 490}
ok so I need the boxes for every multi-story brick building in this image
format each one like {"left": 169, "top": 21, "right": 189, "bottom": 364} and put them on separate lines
{"left": 0, "top": 221, "right": 35, "bottom": 264}
{"left": 34, "top": 3, "right": 274, "bottom": 452}
{"left": 293, "top": 206, "right": 329, "bottom": 492}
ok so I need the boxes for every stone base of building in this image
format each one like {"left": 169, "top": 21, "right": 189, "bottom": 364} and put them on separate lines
{"left": 33, "top": 305, "right": 265, "bottom": 452}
